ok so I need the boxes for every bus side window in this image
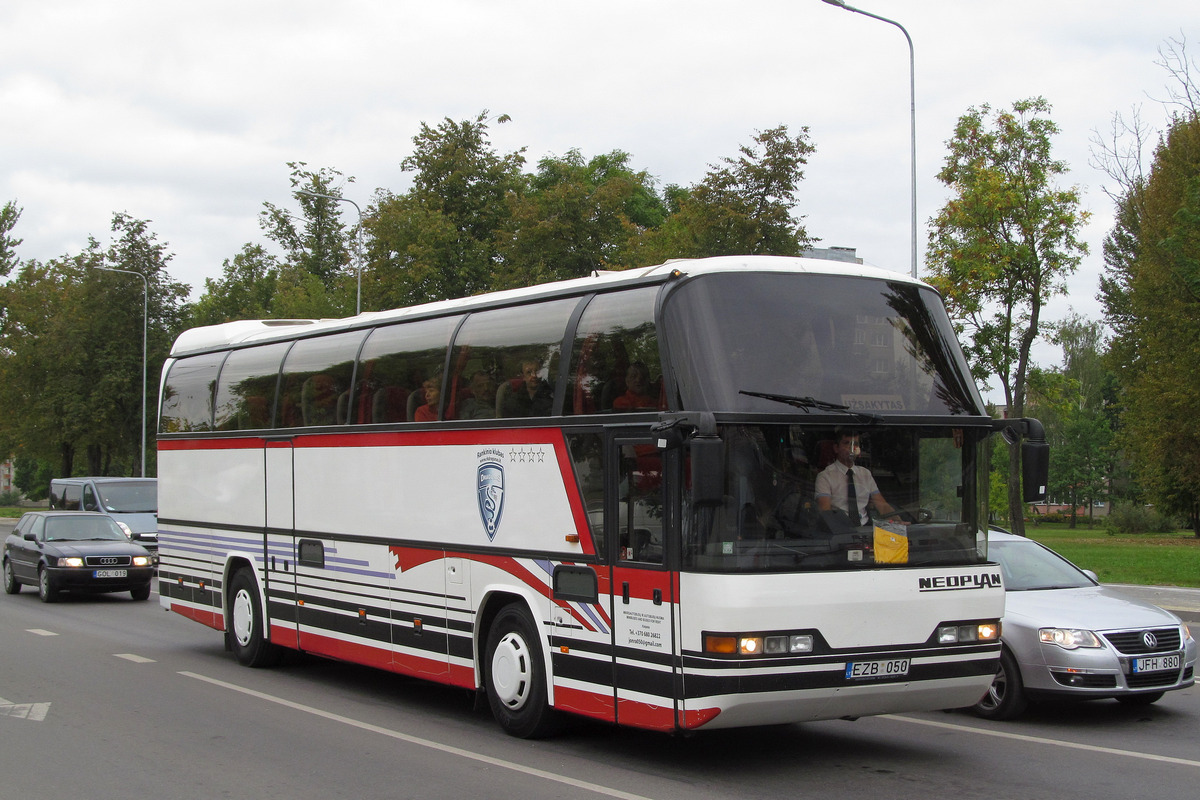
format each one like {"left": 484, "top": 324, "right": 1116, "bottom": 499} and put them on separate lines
{"left": 160, "top": 351, "right": 225, "bottom": 433}
{"left": 566, "top": 433, "right": 606, "bottom": 559}
{"left": 618, "top": 443, "right": 664, "bottom": 564}
{"left": 356, "top": 316, "right": 459, "bottom": 424}
{"left": 564, "top": 287, "right": 661, "bottom": 416}
{"left": 215, "top": 343, "right": 290, "bottom": 432}
{"left": 450, "top": 299, "right": 578, "bottom": 420}
{"left": 276, "top": 331, "right": 364, "bottom": 429}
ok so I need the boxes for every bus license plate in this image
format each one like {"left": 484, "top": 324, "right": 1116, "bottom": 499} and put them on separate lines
{"left": 1132, "top": 653, "right": 1180, "bottom": 673}
{"left": 94, "top": 569, "right": 128, "bottom": 579}
{"left": 846, "top": 658, "right": 910, "bottom": 680}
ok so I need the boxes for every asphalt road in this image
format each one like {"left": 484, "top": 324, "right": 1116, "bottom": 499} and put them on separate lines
{"left": 2, "top": 572, "right": 1198, "bottom": 800}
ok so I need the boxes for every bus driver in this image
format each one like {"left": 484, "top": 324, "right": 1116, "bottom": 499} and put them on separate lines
{"left": 814, "top": 429, "right": 901, "bottom": 526}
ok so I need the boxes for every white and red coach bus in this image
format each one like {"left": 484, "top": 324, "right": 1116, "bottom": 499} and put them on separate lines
{"left": 156, "top": 255, "right": 1047, "bottom": 737}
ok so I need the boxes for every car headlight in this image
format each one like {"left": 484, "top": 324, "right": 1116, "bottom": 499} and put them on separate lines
{"left": 1039, "top": 628, "right": 1103, "bottom": 649}
{"left": 116, "top": 521, "right": 134, "bottom": 539}
{"left": 1184, "top": 622, "right": 1193, "bottom": 643}
{"left": 57, "top": 557, "right": 85, "bottom": 568}
{"left": 132, "top": 556, "right": 150, "bottom": 567}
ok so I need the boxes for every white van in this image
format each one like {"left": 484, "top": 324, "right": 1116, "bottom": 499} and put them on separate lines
{"left": 48, "top": 477, "right": 158, "bottom": 557}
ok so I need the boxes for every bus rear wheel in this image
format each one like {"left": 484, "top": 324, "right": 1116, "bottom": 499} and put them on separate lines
{"left": 229, "top": 569, "right": 282, "bottom": 668}
{"left": 484, "top": 604, "right": 556, "bottom": 738}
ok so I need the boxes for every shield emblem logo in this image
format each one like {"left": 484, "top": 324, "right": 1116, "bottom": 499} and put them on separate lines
{"left": 477, "top": 462, "right": 505, "bottom": 541}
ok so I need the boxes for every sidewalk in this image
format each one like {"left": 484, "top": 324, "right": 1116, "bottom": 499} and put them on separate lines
{"left": 1105, "top": 584, "right": 1200, "bottom": 624}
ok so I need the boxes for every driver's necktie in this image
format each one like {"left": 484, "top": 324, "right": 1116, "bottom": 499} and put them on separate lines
{"left": 846, "top": 468, "right": 859, "bottom": 524}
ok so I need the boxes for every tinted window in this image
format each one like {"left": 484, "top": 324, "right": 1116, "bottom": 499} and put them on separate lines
{"left": 160, "top": 351, "right": 226, "bottom": 433}
{"left": 276, "top": 331, "right": 366, "bottom": 428}
{"left": 450, "top": 299, "right": 578, "bottom": 420}
{"left": 214, "top": 343, "right": 290, "bottom": 431}
{"left": 354, "top": 316, "right": 459, "bottom": 423}
{"left": 564, "top": 288, "right": 662, "bottom": 415}
{"left": 661, "top": 273, "right": 982, "bottom": 415}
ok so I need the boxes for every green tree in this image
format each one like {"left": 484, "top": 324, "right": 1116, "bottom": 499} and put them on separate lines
{"left": 496, "top": 149, "right": 665, "bottom": 288}
{"left": 367, "top": 112, "right": 526, "bottom": 307}
{"left": 1, "top": 199, "right": 21, "bottom": 278}
{"left": 638, "top": 125, "right": 815, "bottom": 262}
{"left": 0, "top": 215, "right": 188, "bottom": 478}
{"left": 259, "top": 162, "right": 355, "bottom": 317}
{"left": 1100, "top": 112, "right": 1200, "bottom": 533}
{"left": 927, "top": 97, "right": 1090, "bottom": 535}
{"left": 188, "top": 243, "right": 280, "bottom": 326}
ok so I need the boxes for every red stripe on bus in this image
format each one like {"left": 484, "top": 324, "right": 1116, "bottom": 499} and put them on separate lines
{"left": 553, "top": 684, "right": 616, "bottom": 723}
{"left": 170, "top": 603, "right": 223, "bottom": 630}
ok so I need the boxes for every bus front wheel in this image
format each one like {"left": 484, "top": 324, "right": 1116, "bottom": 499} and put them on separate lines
{"left": 228, "top": 569, "right": 282, "bottom": 668}
{"left": 484, "top": 604, "right": 557, "bottom": 738}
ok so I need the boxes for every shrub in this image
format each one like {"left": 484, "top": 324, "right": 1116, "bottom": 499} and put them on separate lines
{"left": 0, "top": 490, "right": 22, "bottom": 506}
{"left": 1103, "top": 503, "right": 1178, "bottom": 535}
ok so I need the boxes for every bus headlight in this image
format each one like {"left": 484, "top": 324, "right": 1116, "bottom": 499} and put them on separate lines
{"left": 704, "top": 633, "right": 815, "bottom": 656}
{"left": 937, "top": 622, "right": 1001, "bottom": 644}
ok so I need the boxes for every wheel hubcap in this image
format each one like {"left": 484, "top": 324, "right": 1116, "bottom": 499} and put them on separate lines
{"left": 491, "top": 631, "right": 531, "bottom": 710}
{"left": 232, "top": 589, "right": 254, "bottom": 647}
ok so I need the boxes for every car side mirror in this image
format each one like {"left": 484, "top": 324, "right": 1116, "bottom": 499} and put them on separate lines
{"left": 23, "top": 532, "right": 37, "bottom": 542}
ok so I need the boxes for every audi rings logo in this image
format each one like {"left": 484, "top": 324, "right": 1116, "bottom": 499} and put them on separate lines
{"left": 1143, "top": 631, "right": 1159, "bottom": 649}
{"left": 98, "top": 557, "right": 119, "bottom": 565}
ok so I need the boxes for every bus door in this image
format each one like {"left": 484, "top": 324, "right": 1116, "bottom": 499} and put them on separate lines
{"left": 609, "top": 434, "right": 679, "bottom": 731}
{"left": 264, "top": 437, "right": 297, "bottom": 648}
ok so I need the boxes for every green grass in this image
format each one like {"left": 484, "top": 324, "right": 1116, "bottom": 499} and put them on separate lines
{"left": 0, "top": 507, "right": 26, "bottom": 518}
{"left": 1024, "top": 522, "right": 1200, "bottom": 588}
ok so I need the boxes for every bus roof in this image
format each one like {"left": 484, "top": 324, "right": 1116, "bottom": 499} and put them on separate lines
{"left": 170, "top": 255, "right": 924, "bottom": 357}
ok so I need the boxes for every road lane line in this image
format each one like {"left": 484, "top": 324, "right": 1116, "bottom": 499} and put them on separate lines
{"left": 179, "top": 671, "right": 656, "bottom": 800}
{"left": 883, "top": 714, "right": 1200, "bottom": 769}
{"left": 26, "top": 629, "right": 58, "bottom": 636}
{"left": 114, "top": 654, "right": 156, "bottom": 663}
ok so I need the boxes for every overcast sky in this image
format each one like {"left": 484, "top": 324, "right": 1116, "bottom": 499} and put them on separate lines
{"left": 3, "top": 1, "right": 1197, "bottom": 380}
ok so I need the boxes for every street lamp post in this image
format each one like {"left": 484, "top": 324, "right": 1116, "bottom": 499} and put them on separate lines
{"left": 298, "top": 189, "right": 364, "bottom": 315}
{"left": 821, "top": 0, "right": 918, "bottom": 278}
{"left": 96, "top": 266, "right": 148, "bottom": 478}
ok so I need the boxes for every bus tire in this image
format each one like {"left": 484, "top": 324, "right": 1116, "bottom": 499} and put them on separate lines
{"left": 971, "top": 646, "right": 1026, "bottom": 720}
{"left": 484, "top": 604, "right": 557, "bottom": 738}
{"left": 229, "top": 569, "right": 282, "bottom": 668}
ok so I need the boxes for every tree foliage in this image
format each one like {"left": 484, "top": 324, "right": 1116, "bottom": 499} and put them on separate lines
{"left": 926, "top": 97, "right": 1090, "bottom": 535}
{"left": 0, "top": 213, "right": 189, "bottom": 480}
{"left": 1101, "top": 113, "right": 1200, "bottom": 532}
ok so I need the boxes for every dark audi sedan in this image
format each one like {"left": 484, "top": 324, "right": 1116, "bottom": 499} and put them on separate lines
{"left": 3, "top": 511, "right": 154, "bottom": 602}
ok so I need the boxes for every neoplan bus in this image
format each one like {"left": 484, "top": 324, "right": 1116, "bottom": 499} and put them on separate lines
{"left": 156, "top": 255, "right": 1048, "bottom": 737}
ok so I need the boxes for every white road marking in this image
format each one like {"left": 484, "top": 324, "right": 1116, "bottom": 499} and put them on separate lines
{"left": 884, "top": 714, "right": 1200, "bottom": 769}
{"left": 114, "top": 653, "right": 156, "bottom": 663}
{"left": 26, "top": 629, "right": 58, "bottom": 636}
{"left": 179, "top": 671, "right": 657, "bottom": 800}
{"left": 0, "top": 702, "right": 51, "bottom": 721}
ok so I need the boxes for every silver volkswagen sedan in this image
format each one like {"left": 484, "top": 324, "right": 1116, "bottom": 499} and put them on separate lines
{"left": 972, "top": 529, "right": 1197, "bottom": 719}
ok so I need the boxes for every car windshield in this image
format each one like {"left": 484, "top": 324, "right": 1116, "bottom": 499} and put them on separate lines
{"left": 95, "top": 481, "right": 157, "bottom": 513}
{"left": 45, "top": 516, "right": 128, "bottom": 542}
{"left": 990, "top": 538, "right": 1095, "bottom": 590}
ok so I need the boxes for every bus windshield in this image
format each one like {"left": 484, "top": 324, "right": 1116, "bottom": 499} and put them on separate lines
{"left": 684, "top": 424, "right": 989, "bottom": 572}
{"left": 662, "top": 272, "right": 983, "bottom": 416}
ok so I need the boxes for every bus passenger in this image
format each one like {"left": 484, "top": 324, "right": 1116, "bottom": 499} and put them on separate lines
{"left": 814, "top": 429, "right": 901, "bottom": 526}
{"left": 459, "top": 371, "right": 497, "bottom": 419}
{"left": 502, "top": 359, "right": 554, "bottom": 417}
{"left": 612, "top": 362, "right": 656, "bottom": 411}
{"left": 414, "top": 374, "right": 442, "bottom": 422}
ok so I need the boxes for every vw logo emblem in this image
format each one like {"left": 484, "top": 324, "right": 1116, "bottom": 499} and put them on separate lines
{"left": 1142, "top": 631, "right": 1158, "bottom": 649}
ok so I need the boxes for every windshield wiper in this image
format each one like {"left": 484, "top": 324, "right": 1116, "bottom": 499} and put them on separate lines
{"left": 739, "top": 390, "right": 882, "bottom": 422}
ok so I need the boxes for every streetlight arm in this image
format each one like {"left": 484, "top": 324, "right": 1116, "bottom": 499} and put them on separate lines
{"left": 820, "top": 0, "right": 918, "bottom": 278}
